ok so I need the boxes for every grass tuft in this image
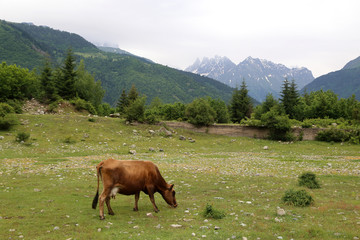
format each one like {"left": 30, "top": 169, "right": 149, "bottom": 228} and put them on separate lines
{"left": 203, "top": 203, "right": 225, "bottom": 219}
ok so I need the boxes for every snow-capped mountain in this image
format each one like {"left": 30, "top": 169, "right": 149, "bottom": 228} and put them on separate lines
{"left": 185, "top": 56, "right": 314, "bottom": 102}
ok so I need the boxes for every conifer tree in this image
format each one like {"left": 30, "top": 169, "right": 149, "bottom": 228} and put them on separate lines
{"left": 280, "top": 79, "right": 299, "bottom": 119}
{"left": 230, "top": 80, "right": 252, "bottom": 123}
{"left": 117, "top": 89, "right": 129, "bottom": 113}
{"left": 40, "top": 61, "right": 57, "bottom": 101}
{"left": 58, "top": 48, "right": 77, "bottom": 99}
{"left": 128, "top": 84, "right": 139, "bottom": 103}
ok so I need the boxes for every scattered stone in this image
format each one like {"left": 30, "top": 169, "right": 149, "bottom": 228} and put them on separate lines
{"left": 130, "top": 144, "right": 136, "bottom": 148}
{"left": 129, "top": 150, "right": 136, "bottom": 155}
{"left": 133, "top": 226, "right": 139, "bottom": 229}
{"left": 149, "top": 130, "right": 155, "bottom": 135}
{"left": 242, "top": 237, "right": 248, "bottom": 240}
{"left": 170, "top": 224, "right": 182, "bottom": 228}
{"left": 149, "top": 147, "right": 155, "bottom": 152}
{"left": 240, "top": 223, "right": 247, "bottom": 227}
{"left": 263, "top": 146, "right": 269, "bottom": 150}
{"left": 189, "top": 139, "right": 196, "bottom": 143}
{"left": 0, "top": 136, "right": 4, "bottom": 140}
{"left": 277, "top": 237, "right": 283, "bottom": 239}
{"left": 83, "top": 133, "right": 89, "bottom": 138}
{"left": 179, "top": 135, "right": 186, "bottom": 140}
{"left": 327, "top": 163, "right": 332, "bottom": 167}
{"left": 133, "top": 130, "right": 138, "bottom": 134}
{"left": 109, "top": 113, "right": 120, "bottom": 118}
{"left": 353, "top": 236, "right": 359, "bottom": 240}
{"left": 192, "top": 233, "right": 196, "bottom": 237}
{"left": 214, "top": 226, "right": 221, "bottom": 230}
{"left": 202, "top": 235, "right": 207, "bottom": 238}
{"left": 53, "top": 226, "right": 60, "bottom": 230}
{"left": 159, "top": 149, "right": 164, "bottom": 152}
{"left": 277, "top": 207, "right": 286, "bottom": 216}
{"left": 97, "top": 228, "right": 101, "bottom": 232}
{"left": 204, "top": 219, "right": 209, "bottom": 223}
{"left": 34, "top": 188, "right": 41, "bottom": 192}
{"left": 146, "top": 213, "right": 154, "bottom": 217}
{"left": 274, "top": 217, "right": 283, "bottom": 223}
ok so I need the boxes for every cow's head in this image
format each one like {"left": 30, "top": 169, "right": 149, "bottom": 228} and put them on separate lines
{"left": 162, "top": 184, "right": 177, "bottom": 208}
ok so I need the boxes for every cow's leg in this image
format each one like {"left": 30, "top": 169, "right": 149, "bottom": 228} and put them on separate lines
{"left": 99, "top": 188, "right": 111, "bottom": 220}
{"left": 105, "top": 196, "right": 115, "bottom": 215}
{"left": 148, "top": 190, "right": 159, "bottom": 213}
{"left": 133, "top": 192, "right": 140, "bottom": 211}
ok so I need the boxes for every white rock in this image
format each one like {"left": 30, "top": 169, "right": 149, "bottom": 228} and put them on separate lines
{"left": 53, "top": 226, "right": 60, "bottom": 230}
{"left": 277, "top": 207, "right": 286, "bottom": 216}
{"left": 170, "top": 224, "right": 182, "bottom": 228}
{"left": 263, "top": 146, "right": 269, "bottom": 150}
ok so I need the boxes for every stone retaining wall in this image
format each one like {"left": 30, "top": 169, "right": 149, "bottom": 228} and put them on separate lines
{"left": 163, "top": 122, "right": 323, "bottom": 141}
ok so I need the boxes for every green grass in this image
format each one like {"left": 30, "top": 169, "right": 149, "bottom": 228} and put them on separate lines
{"left": 1, "top": 114, "right": 360, "bottom": 239}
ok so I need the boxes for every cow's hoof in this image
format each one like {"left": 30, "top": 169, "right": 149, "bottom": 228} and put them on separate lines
{"left": 108, "top": 212, "right": 115, "bottom": 215}
{"left": 133, "top": 208, "right": 138, "bottom": 212}
{"left": 154, "top": 209, "right": 160, "bottom": 213}
{"left": 100, "top": 216, "right": 105, "bottom": 220}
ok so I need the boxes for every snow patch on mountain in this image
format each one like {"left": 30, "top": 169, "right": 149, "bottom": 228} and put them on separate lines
{"left": 185, "top": 56, "right": 314, "bottom": 102}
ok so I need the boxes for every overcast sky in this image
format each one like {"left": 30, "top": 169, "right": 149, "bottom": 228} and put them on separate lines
{"left": 1, "top": 0, "right": 360, "bottom": 77}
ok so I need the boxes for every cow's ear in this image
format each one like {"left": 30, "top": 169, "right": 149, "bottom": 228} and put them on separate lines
{"left": 169, "top": 184, "right": 174, "bottom": 190}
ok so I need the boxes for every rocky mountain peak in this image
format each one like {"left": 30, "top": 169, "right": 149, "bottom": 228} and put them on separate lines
{"left": 186, "top": 56, "right": 314, "bottom": 102}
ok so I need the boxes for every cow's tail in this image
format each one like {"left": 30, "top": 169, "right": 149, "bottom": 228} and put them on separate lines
{"left": 92, "top": 165, "right": 102, "bottom": 209}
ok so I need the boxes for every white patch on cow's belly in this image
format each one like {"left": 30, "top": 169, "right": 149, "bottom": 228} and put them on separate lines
{"left": 110, "top": 187, "right": 119, "bottom": 198}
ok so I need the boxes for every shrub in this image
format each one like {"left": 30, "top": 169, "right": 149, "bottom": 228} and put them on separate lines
{"left": 16, "top": 132, "right": 30, "bottom": 143}
{"left": 298, "top": 172, "right": 321, "bottom": 189}
{"left": 70, "top": 98, "right": 97, "bottom": 115}
{"left": 203, "top": 203, "right": 225, "bottom": 219}
{"left": 144, "top": 109, "right": 159, "bottom": 124}
{"left": 64, "top": 136, "right": 76, "bottom": 144}
{"left": 315, "top": 128, "right": 349, "bottom": 142}
{"left": 88, "top": 118, "right": 96, "bottom": 122}
{"left": 0, "top": 103, "right": 18, "bottom": 130}
{"left": 282, "top": 189, "right": 314, "bottom": 207}
{"left": 261, "top": 107, "right": 294, "bottom": 141}
{"left": 185, "top": 98, "right": 216, "bottom": 127}
{"left": 125, "top": 97, "right": 146, "bottom": 122}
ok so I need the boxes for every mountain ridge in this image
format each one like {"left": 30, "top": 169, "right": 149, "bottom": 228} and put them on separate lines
{"left": 186, "top": 56, "right": 314, "bottom": 102}
{"left": 0, "top": 20, "right": 234, "bottom": 106}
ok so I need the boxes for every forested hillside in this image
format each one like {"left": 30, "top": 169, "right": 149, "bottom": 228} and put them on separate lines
{"left": 302, "top": 66, "right": 360, "bottom": 100}
{"left": 0, "top": 20, "right": 234, "bottom": 106}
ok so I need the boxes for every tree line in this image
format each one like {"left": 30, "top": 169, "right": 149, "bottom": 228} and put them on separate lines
{"left": 115, "top": 79, "right": 359, "bottom": 132}
{"left": 1, "top": 51, "right": 360, "bottom": 142}
{"left": 0, "top": 49, "right": 112, "bottom": 116}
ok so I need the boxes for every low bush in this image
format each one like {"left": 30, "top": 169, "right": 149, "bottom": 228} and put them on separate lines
{"left": 315, "top": 128, "right": 349, "bottom": 142}
{"left": 282, "top": 189, "right": 314, "bottom": 207}
{"left": 64, "top": 136, "right": 76, "bottom": 144}
{"left": 298, "top": 172, "right": 321, "bottom": 189}
{"left": 16, "top": 132, "right": 30, "bottom": 143}
{"left": 203, "top": 203, "right": 225, "bottom": 219}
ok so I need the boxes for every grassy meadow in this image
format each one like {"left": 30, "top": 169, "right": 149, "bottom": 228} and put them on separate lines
{"left": 0, "top": 114, "right": 359, "bottom": 239}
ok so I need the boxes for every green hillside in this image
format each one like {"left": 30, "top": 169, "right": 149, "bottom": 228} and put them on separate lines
{"left": 302, "top": 67, "right": 360, "bottom": 100}
{"left": 0, "top": 20, "right": 234, "bottom": 106}
{"left": 343, "top": 56, "right": 360, "bottom": 70}
{"left": 0, "top": 20, "right": 46, "bottom": 69}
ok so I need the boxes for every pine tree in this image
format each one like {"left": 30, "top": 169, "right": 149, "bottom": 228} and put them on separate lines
{"left": 59, "top": 48, "right": 77, "bottom": 99}
{"left": 128, "top": 84, "right": 139, "bottom": 103}
{"left": 230, "top": 80, "right": 252, "bottom": 123}
{"left": 40, "top": 61, "right": 57, "bottom": 101}
{"left": 117, "top": 89, "right": 129, "bottom": 113}
{"left": 280, "top": 79, "right": 299, "bottom": 119}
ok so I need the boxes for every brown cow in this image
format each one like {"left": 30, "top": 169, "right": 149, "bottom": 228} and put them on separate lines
{"left": 92, "top": 159, "right": 177, "bottom": 220}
